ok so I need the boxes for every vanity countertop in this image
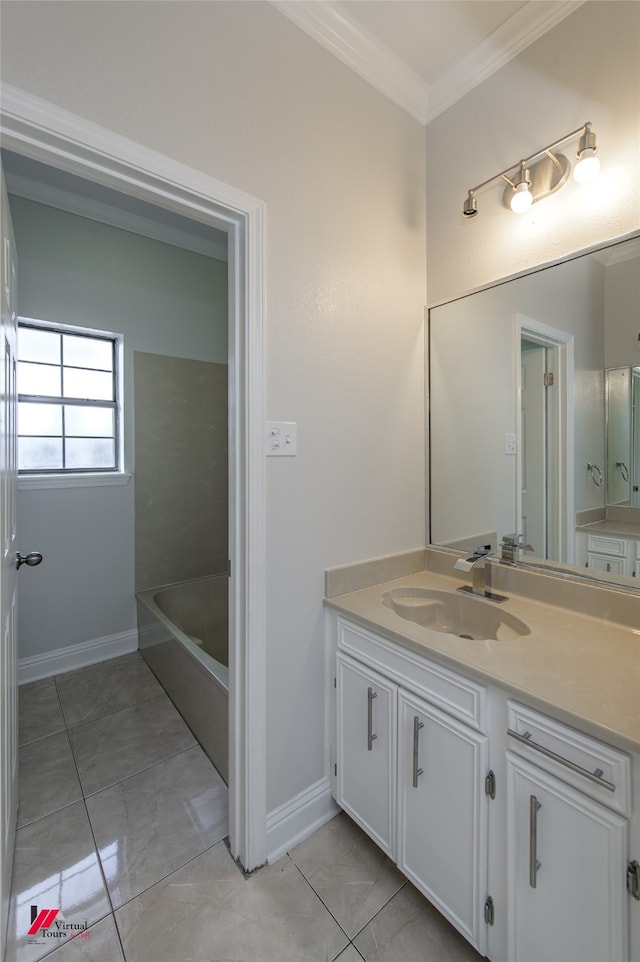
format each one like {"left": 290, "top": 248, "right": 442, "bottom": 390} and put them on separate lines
{"left": 576, "top": 519, "right": 640, "bottom": 539}
{"left": 325, "top": 569, "right": 640, "bottom": 752}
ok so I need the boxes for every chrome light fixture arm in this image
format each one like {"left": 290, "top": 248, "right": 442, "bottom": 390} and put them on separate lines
{"left": 463, "top": 122, "right": 598, "bottom": 218}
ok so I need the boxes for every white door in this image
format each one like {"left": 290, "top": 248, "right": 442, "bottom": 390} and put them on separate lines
{"left": 336, "top": 653, "right": 397, "bottom": 858}
{"left": 521, "top": 341, "right": 546, "bottom": 557}
{"left": 397, "top": 690, "right": 489, "bottom": 954}
{"left": 0, "top": 165, "right": 19, "bottom": 956}
{"left": 507, "top": 753, "right": 628, "bottom": 962}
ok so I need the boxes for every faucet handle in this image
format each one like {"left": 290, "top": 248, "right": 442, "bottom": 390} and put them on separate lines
{"left": 501, "top": 533, "right": 533, "bottom": 561}
{"left": 472, "top": 544, "right": 492, "bottom": 556}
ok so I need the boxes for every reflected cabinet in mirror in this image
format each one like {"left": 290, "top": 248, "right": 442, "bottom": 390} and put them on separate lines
{"left": 429, "top": 233, "right": 640, "bottom": 590}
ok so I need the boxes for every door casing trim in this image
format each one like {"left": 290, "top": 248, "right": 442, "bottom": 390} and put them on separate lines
{"left": 0, "top": 83, "right": 268, "bottom": 870}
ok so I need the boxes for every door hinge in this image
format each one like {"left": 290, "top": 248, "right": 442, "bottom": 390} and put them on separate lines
{"left": 484, "top": 896, "right": 495, "bottom": 925}
{"left": 334, "top": 762, "right": 337, "bottom": 777}
{"left": 627, "top": 860, "right": 640, "bottom": 900}
{"left": 485, "top": 770, "right": 496, "bottom": 799}
{"left": 543, "top": 372, "right": 554, "bottom": 387}
{"left": 334, "top": 676, "right": 336, "bottom": 688}
{"left": 227, "top": 559, "right": 231, "bottom": 577}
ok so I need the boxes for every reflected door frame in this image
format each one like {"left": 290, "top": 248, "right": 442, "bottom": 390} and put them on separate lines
{"left": 515, "top": 314, "right": 574, "bottom": 564}
{"left": 0, "top": 85, "right": 268, "bottom": 872}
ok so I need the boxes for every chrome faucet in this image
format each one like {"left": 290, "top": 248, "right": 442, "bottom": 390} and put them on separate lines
{"left": 454, "top": 545, "right": 507, "bottom": 603}
{"left": 501, "top": 533, "right": 534, "bottom": 563}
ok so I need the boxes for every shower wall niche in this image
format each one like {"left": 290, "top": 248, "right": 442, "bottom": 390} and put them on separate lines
{"left": 134, "top": 351, "right": 228, "bottom": 591}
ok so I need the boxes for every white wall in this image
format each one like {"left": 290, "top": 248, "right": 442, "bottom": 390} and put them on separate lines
{"left": 425, "top": 1, "right": 640, "bottom": 306}
{"left": 11, "top": 196, "right": 228, "bottom": 659}
{"left": 604, "top": 254, "right": 640, "bottom": 369}
{"left": 0, "top": 1, "right": 427, "bottom": 813}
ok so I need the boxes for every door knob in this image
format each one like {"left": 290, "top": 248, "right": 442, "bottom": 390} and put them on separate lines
{"left": 16, "top": 551, "right": 43, "bottom": 570}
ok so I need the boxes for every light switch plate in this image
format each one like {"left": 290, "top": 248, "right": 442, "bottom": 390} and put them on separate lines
{"left": 505, "top": 433, "right": 517, "bottom": 455}
{"left": 266, "top": 421, "right": 297, "bottom": 456}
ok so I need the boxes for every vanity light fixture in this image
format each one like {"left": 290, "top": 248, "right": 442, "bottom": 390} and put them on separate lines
{"left": 573, "top": 123, "right": 600, "bottom": 183}
{"left": 509, "top": 163, "right": 533, "bottom": 213}
{"left": 462, "top": 122, "right": 600, "bottom": 218}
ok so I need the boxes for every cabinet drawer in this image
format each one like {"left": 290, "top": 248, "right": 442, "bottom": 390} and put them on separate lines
{"left": 337, "top": 618, "right": 487, "bottom": 732}
{"left": 587, "top": 553, "right": 626, "bottom": 574}
{"left": 587, "top": 535, "right": 626, "bottom": 556}
{"left": 507, "top": 702, "right": 631, "bottom": 816}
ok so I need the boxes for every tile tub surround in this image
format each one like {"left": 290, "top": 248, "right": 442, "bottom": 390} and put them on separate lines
{"left": 325, "top": 556, "right": 640, "bottom": 752}
{"left": 134, "top": 351, "right": 228, "bottom": 592}
{"left": 8, "top": 654, "right": 479, "bottom": 962}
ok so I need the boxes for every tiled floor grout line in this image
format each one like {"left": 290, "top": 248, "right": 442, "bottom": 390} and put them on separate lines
{"left": 63, "top": 683, "right": 231, "bottom": 962}
{"left": 110, "top": 835, "right": 233, "bottom": 917}
{"left": 288, "top": 847, "right": 409, "bottom": 949}
{"left": 59, "top": 690, "right": 170, "bottom": 734}
{"left": 78, "top": 742, "right": 200, "bottom": 800}
{"left": 347, "top": 879, "right": 409, "bottom": 943}
{"left": 287, "top": 856, "right": 353, "bottom": 943}
{"left": 16, "top": 662, "right": 224, "bottom": 962}
{"left": 48, "top": 702, "right": 126, "bottom": 959}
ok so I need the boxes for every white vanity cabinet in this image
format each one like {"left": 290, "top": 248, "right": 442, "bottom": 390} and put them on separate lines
{"left": 334, "top": 618, "right": 490, "bottom": 954}
{"left": 578, "top": 532, "right": 640, "bottom": 578}
{"left": 506, "top": 702, "right": 632, "bottom": 962}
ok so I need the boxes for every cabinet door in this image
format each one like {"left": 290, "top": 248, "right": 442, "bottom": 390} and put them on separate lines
{"left": 336, "top": 653, "right": 396, "bottom": 858}
{"left": 507, "top": 753, "right": 628, "bottom": 962}
{"left": 397, "top": 690, "right": 489, "bottom": 954}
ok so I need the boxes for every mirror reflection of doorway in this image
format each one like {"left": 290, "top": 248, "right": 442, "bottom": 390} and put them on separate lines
{"left": 633, "top": 368, "right": 640, "bottom": 509}
{"left": 521, "top": 339, "right": 547, "bottom": 557}
{"left": 517, "top": 316, "right": 573, "bottom": 565}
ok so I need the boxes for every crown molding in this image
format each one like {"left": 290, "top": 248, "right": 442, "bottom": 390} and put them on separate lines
{"left": 270, "top": 0, "right": 429, "bottom": 124}
{"left": 426, "top": 1, "right": 585, "bottom": 124}
{"left": 271, "top": 1, "right": 584, "bottom": 127}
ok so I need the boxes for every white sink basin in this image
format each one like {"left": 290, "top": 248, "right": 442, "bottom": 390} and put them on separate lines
{"left": 382, "top": 586, "right": 530, "bottom": 641}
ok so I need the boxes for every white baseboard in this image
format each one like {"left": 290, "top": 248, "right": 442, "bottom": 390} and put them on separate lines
{"left": 18, "top": 629, "right": 139, "bottom": 685}
{"left": 266, "top": 776, "right": 339, "bottom": 864}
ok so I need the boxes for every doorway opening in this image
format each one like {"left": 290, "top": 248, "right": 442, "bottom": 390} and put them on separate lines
{"left": 516, "top": 314, "right": 574, "bottom": 564}
{"left": 0, "top": 87, "right": 267, "bottom": 873}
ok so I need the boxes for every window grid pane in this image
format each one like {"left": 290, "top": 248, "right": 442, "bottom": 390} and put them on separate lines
{"left": 18, "top": 322, "right": 120, "bottom": 475}
{"left": 62, "top": 333, "right": 114, "bottom": 372}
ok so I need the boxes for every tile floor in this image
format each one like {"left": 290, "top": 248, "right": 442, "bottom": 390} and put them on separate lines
{"left": 7, "top": 653, "right": 483, "bottom": 962}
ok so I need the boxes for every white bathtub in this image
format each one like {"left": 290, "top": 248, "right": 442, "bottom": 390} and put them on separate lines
{"left": 136, "top": 573, "right": 228, "bottom": 781}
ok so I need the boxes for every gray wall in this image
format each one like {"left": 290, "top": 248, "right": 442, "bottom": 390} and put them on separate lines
{"left": 11, "top": 195, "right": 228, "bottom": 658}
{"left": 134, "top": 351, "right": 228, "bottom": 590}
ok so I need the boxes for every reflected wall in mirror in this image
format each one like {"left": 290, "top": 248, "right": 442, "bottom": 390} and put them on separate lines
{"left": 429, "top": 233, "right": 640, "bottom": 590}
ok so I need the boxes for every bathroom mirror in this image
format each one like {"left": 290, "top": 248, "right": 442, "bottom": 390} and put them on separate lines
{"left": 429, "top": 232, "right": 640, "bottom": 590}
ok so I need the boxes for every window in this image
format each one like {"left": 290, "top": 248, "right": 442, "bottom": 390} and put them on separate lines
{"left": 18, "top": 320, "right": 121, "bottom": 475}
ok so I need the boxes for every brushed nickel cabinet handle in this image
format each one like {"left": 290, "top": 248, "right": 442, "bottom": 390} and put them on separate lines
{"left": 507, "top": 728, "right": 615, "bottom": 792}
{"left": 529, "top": 794, "right": 542, "bottom": 888}
{"left": 412, "top": 715, "right": 424, "bottom": 788}
{"left": 367, "top": 687, "right": 377, "bottom": 751}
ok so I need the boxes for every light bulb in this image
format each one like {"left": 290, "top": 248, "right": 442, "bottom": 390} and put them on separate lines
{"left": 511, "top": 181, "right": 533, "bottom": 213}
{"left": 573, "top": 148, "right": 600, "bottom": 183}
